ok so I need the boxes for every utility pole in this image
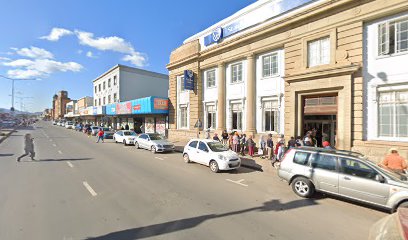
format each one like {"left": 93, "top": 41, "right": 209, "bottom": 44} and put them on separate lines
{"left": 0, "top": 75, "right": 38, "bottom": 111}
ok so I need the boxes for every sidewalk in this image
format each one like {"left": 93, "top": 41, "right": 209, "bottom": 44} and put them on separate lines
{"left": 171, "top": 139, "right": 276, "bottom": 173}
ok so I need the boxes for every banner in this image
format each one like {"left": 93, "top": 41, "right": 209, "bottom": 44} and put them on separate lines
{"left": 116, "top": 102, "right": 132, "bottom": 114}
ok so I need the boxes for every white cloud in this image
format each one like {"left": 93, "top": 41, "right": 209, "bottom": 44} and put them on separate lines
{"left": 122, "top": 53, "right": 147, "bottom": 67}
{"left": 77, "top": 49, "right": 83, "bottom": 54}
{"left": 86, "top": 51, "right": 96, "bottom": 58}
{"left": 40, "top": 28, "right": 73, "bottom": 41}
{"left": 12, "top": 46, "right": 54, "bottom": 59}
{"left": 3, "top": 58, "right": 83, "bottom": 79}
{"left": 0, "top": 56, "right": 11, "bottom": 61}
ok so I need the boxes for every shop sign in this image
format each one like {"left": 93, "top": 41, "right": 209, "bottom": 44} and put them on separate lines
{"left": 133, "top": 104, "right": 141, "bottom": 111}
{"left": 184, "top": 70, "right": 194, "bottom": 90}
{"left": 153, "top": 98, "right": 168, "bottom": 110}
{"left": 116, "top": 102, "right": 132, "bottom": 114}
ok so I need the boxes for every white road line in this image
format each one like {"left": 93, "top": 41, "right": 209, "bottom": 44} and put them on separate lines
{"left": 58, "top": 150, "right": 63, "bottom": 154}
{"left": 83, "top": 181, "right": 97, "bottom": 197}
{"left": 52, "top": 144, "right": 57, "bottom": 147}
{"left": 49, "top": 139, "right": 53, "bottom": 142}
{"left": 155, "top": 157, "right": 164, "bottom": 160}
{"left": 66, "top": 161, "right": 74, "bottom": 168}
{"left": 226, "top": 179, "right": 248, "bottom": 187}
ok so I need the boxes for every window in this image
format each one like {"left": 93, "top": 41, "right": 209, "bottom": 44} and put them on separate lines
{"left": 308, "top": 37, "right": 330, "bottom": 67}
{"left": 113, "top": 93, "right": 117, "bottom": 102}
{"left": 340, "top": 158, "right": 378, "bottom": 180}
{"left": 231, "top": 63, "right": 243, "bottom": 83}
{"left": 94, "top": 86, "right": 97, "bottom": 93}
{"left": 378, "top": 90, "right": 408, "bottom": 138}
{"left": 113, "top": 75, "right": 117, "bottom": 85}
{"left": 98, "top": 98, "right": 101, "bottom": 106}
{"left": 98, "top": 84, "right": 101, "bottom": 92}
{"left": 206, "top": 105, "right": 216, "bottom": 129}
{"left": 103, "top": 97, "right": 106, "bottom": 105}
{"left": 293, "top": 152, "right": 311, "bottom": 166}
{"left": 198, "top": 142, "right": 209, "bottom": 152}
{"left": 263, "top": 100, "right": 279, "bottom": 132}
{"left": 262, "top": 53, "right": 278, "bottom": 77}
{"left": 103, "top": 82, "right": 106, "bottom": 90}
{"left": 180, "top": 76, "right": 186, "bottom": 92}
{"left": 108, "top": 79, "right": 111, "bottom": 88}
{"left": 378, "top": 18, "right": 408, "bottom": 56}
{"left": 311, "top": 154, "right": 337, "bottom": 171}
{"left": 139, "top": 134, "right": 148, "bottom": 140}
{"left": 108, "top": 95, "right": 111, "bottom": 104}
{"left": 189, "top": 141, "right": 198, "bottom": 148}
{"left": 231, "top": 103, "right": 243, "bottom": 130}
{"left": 179, "top": 105, "right": 188, "bottom": 128}
{"left": 95, "top": 99, "right": 97, "bottom": 106}
{"left": 206, "top": 70, "right": 216, "bottom": 88}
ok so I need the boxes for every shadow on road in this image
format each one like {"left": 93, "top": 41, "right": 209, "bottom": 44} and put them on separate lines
{"left": 85, "top": 199, "right": 318, "bottom": 240}
{"left": 0, "top": 153, "right": 14, "bottom": 157}
{"left": 29, "top": 158, "right": 93, "bottom": 162}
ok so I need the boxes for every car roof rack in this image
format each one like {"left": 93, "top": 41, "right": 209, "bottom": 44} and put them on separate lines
{"left": 298, "top": 146, "right": 365, "bottom": 158}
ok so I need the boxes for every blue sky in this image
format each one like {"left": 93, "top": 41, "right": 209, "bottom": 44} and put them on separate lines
{"left": 0, "top": 0, "right": 255, "bottom": 112}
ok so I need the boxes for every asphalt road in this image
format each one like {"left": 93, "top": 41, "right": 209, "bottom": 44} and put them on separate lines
{"left": 0, "top": 121, "right": 387, "bottom": 240}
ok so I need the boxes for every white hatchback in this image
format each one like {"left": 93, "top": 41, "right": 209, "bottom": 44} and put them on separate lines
{"left": 183, "top": 139, "right": 241, "bottom": 173}
{"left": 113, "top": 130, "right": 137, "bottom": 145}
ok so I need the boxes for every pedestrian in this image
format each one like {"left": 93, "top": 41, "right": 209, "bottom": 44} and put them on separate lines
{"left": 86, "top": 125, "right": 92, "bottom": 137}
{"left": 247, "top": 135, "right": 255, "bottom": 157}
{"left": 379, "top": 148, "right": 407, "bottom": 174}
{"left": 316, "top": 128, "right": 323, "bottom": 147}
{"left": 228, "top": 133, "right": 233, "bottom": 150}
{"left": 295, "top": 136, "right": 303, "bottom": 147}
{"left": 221, "top": 130, "right": 229, "bottom": 145}
{"left": 17, "top": 133, "right": 36, "bottom": 161}
{"left": 96, "top": 128, "right": 104, "bottom": 143}
{"left": 288, "top": 136, "right": 297, "bottom": 149}
{"left": 322, "top": 141, "right": 333, "bottom": 149}
{"left": 273, "top": 136, "right": 285, "bottom": 166}
{"left": 259, "top": 135, "right": 266, "bottom": 158}
{"left": 205, "top": 128, "right": 211, "bottom": 139}
{"left": 303, "top": 132, "right": 313, "bottom": 146}
{"left": 213, "top": 133, "right": 221, "bottom": 142}
{"left": 233, "top": 132, "right": 240, "bottom": 153}
{"left": 240, "top": 133, "right": 247, "bottom": 156}
{"left": 121, "top": 126, "right": 125, "bottom": 130}
{"left": 266, "top": 133, "right": 274, "bottom": 161}
{"left": 125, "top": 124, "right": 130, "bottom": 130}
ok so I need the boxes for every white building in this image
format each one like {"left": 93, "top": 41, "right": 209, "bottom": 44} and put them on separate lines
{"left": 93, "top": 64, "right": 168, "bottom": 107}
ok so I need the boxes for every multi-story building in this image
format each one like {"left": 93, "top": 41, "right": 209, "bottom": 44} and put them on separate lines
{"left": 167, "top": 0, "right": 408, "bottom": 161}
{"left": 93, "top": 64, "right": 168, "bottom": 107}
{"left": 77, "top": 96, "right": 93, "bottom": 111}
{"left": 52, "top": 90, "right": 71, "bottom": 120}
{"left": 64, "top": 100, "right": 77, "bottom": 119}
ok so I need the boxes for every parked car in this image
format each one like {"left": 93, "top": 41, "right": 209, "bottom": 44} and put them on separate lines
{"left": 65, "top": 121, "right": 74, "bottom": 129}
{"left": 278, "top": 147, "right": 408, "bottom": 212}
{"left": 100, "top": 127, "right": 114, "bottom": 139}
{"left": 135, "top": 133, "right": 175, "bottom": 153}
{"left": 183, "top": 139, "right": 241, "bottom": 173}
{"left": 52, "top": 121, "right": 57, "bottom": 125}
{"left": 113, "top": 130, "right": 137, "bottom": 145}
{"left": 90, "top": 126, "right": 100, "bottom": 136}
{"left": 75, "top": 124, "right": 83, "bottom": 131}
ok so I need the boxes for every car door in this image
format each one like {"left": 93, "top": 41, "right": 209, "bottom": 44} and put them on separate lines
{"left": 138, "top": 134, "right": 148, "bottom": 149}
{"left": 116, "top": 131, "right": 123, "bottom": 142}
{"left": 197, "top": 141, "right": 210, "bottom": 165}
{"left": 186, "top": 141, "right": 199, "bottom": 162}
{"left": 310, "top": 153, "right": 339, "bottom": 194}
{"left": 338, "top": 157, "right": 390, "bottom": 206}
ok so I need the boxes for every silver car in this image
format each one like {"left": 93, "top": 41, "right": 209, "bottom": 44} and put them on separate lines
{"left": 135, "top": 133, "right": 175, "bottom": 153}
{"left": 278, "top": 147, "right": 408, "bottom": 212}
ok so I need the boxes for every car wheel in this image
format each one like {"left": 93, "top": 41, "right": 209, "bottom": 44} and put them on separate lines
{"left": 393, "top": 201, "right": 408, "bottom": 213}
{"left": 183, "top": 153, "right": 190, "bottom": 163}
{"left": 209, "top": 160, "right": 219, "bottom": 173}
{"left": 151, "top": 146, "right": 156, "bottom": 154}
{"left": 135, "top": 142, "right": 139, "bottom": 149}
{"left": 291, "top": 177, "right": 315, "bottom": 198}
{"left": 123, "top": 140, "right": 127, "bottom": 146}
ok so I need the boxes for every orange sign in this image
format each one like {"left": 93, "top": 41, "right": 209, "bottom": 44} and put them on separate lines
{"left": 154, "top": 98, "right": 168, "bottom": 110}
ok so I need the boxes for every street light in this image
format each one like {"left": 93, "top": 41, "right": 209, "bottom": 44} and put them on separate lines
{"left": 0, "top": 75, "right": 38, "bottom": 111}
{"left": 13, "top": 96, "right": 34, "bottom": 112}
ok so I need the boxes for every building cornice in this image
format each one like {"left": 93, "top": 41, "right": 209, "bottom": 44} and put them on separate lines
{"left": 284, "top": 64, "right": 360, "bottom": 83}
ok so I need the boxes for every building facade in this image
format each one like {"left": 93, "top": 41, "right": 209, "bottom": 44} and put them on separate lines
{"left": 167, "top": 0, "right": 408, "bottom": 161}
{"left": 93, "top": 64, "right": 168, "bottom": 107}
{"left": 52, "top": 90, "right": 71, "bottom": 120}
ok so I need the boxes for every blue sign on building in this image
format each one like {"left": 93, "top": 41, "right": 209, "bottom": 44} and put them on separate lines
{"left": 204, "top": 0, "right": 315, "bottom": 46}
{"left": 184, "top": 70, "right": 194, "bottom": 90}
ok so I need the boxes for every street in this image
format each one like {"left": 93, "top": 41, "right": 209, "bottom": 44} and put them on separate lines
{"left": 0, "top": 121, "right": 387, "bottom": 240}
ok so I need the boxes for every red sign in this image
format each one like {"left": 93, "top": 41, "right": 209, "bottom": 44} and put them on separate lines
{"left": 116, "top": 102, "right": 132, "bottom": 114}
{"left": 133, "top": 104, "right": 141, "bottom": 111}
{"left": 154, "top": 98, "right": 168, "bottom": 110}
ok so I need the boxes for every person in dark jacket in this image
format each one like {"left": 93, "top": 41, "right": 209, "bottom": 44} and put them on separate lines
{"left": 288, "top": 136, "right": 297, "bottom": 149}
{"left": 266, "top": 134, "right": 274, "bottom": 161}
{"left": 17, "top": 133, "right": 35, "bottom": 161}
{"left": 221, "top": 130, "right": 229, "bottom": 145}
{"left": 213, "top": 133, "right": 221, "bottom": 142}
{"left": 246, "top": 135, "right": 255, "bottom": 157}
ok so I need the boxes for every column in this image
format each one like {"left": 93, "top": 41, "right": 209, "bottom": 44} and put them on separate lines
{"left": 217, "top": 62, "right": 226, "bottom": 132}
{"left": 246, "top": 53, "right": 256, "bottom": 135}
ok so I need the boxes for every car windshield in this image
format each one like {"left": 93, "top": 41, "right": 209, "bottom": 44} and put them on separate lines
{"left": 149, "top": 134, "right": 163, "bottom": 140}
{"left": 124, "top": 131, "right": 136, "bottom": 136}
{"left": 92, "top": 127, "right": 99, "bottom": 129}
{"left": 102, "top": 128, "right": 110, "bottom": 131}
{"left": 207, "top": 142, "right": 229, "bottom": 152}
{"left": 366, "top": 160, "right": 407, "bottom": 182}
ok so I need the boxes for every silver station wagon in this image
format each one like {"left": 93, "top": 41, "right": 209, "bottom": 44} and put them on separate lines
{"left": 278, "top": 147, "right": 408, "bottom": 212}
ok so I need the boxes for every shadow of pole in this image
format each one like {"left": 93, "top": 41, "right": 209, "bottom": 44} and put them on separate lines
{"left": 86, "top": 199, "right": 318, "bottom": 240}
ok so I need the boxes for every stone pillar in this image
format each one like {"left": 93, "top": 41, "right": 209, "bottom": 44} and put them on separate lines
{"left": 217, "top": 62, "right": 226, "bottom": 132}
{"left": 246, "top": 53, "right": 256, "bottom": 135}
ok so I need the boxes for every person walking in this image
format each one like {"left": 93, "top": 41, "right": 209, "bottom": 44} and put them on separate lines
{"left": 322, "top": 141, "right": 333, "bottom": 149}
{"left": 259, "top": 135, "right": 266, "bottom": 158}
{"left": 221, "top": 130, "right": 229, "bottom": 145}
{"left": 266, "top": 134, "right": 274, "bottom": 161}
{"left": 125, "top": 124, "right": 130, "bottom": 130}
{"left": 246, "top": 135, "right": 255, "bottom": 157}
{"left": 240, "top": 133, "right": 247, "bottom": 156}
{"left": 288, "top": 136, "right": 297, "bottom": 149}
{"left": 303, "top": 132, "right": 313, "bottom": 146}
{"left": 380, "top": 148, "right": 407, "bottom": 174}
{"left": 213, "top": 133, "right": 220, "bottom": 142}
{"left": 96, "top": 128, "right": 104, "bottom": 143}
{"left": 205, "top": 128, "right": 211, "bottom": 139}
{"left": 233, "top": 132, "right": 240, "bottom": 153}
{"left": 17, "top": 133, "right": 35, "bottom": 162}
{"left": 86, "top": 125, "right": 92, "bottom": 137}
{"left": 295, "top": 136, "right": 303, "bottom": 147}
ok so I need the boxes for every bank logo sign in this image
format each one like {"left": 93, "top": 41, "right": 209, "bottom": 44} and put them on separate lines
{"left": 212, "top": 27, "right": 222, "bottom": 42}
{"left": 184, "top": 70, "right": 194, "bottom": 90}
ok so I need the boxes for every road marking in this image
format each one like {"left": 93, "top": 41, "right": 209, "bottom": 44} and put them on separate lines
{"left": 66, "top": 161, "right": 74, "bottom": 168}
{"left": 155, "top": 157, "right": 164, "bottom": 160}
{"left": 226, "top": 179, "right": 248, "bottom": 187}
{"left": 52, "top": 144, "right": 57, "bottom": 147}
{"left": 83, "top": 181, "right": 97, "bottom": 197}
{"left": 49, "top": 139, "right": 53, "bottom": 142}
{"left": 58, "top": 150, "right": 63, "bottom": 154}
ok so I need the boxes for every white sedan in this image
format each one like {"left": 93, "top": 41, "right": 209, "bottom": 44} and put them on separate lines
{"left": 183, "top": 139, "right": 241, "bottom": 173}
{"left": 113, "top": 130, "right": 137, "bottom": 145}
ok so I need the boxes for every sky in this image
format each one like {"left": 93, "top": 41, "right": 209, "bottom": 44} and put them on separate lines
{"left": 0, "top": 0, "right": 256, "bottom": 112}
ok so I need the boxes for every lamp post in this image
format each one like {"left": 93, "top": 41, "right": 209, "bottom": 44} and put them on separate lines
{"left": 0, "top": 75, "right": 38, "bottom": 111}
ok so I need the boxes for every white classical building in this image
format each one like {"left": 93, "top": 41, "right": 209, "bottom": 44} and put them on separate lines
{"left": 93, "top": 64, "right": 168, "bottom": 107}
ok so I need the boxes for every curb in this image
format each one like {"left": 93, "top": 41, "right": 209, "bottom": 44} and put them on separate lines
{"left": 0, "top": 129, "right": 16, "bottom": 145}
{"left": 174, "top": 148, "right": 264, "bottom": 172}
